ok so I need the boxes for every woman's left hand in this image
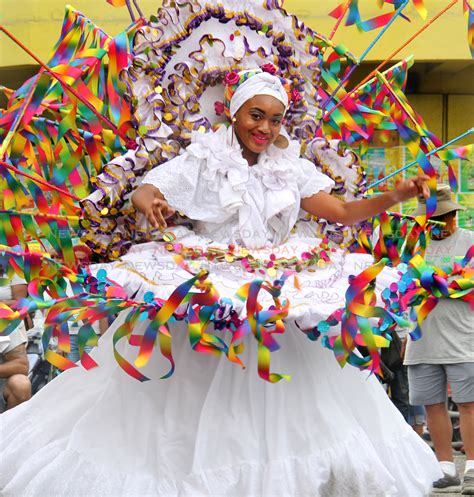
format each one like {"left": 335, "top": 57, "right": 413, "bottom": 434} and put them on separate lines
{"left": 393, "top": 174, "right": 430, "bottom": 203}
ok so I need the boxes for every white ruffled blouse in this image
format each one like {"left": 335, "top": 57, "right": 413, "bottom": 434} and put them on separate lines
{"left": 142, "top": 126, "right": 334, "bottom": 248}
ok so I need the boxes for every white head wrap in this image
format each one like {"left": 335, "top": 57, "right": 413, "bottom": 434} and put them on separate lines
{"left": 229, "top": 71, "right": 289, "bottom": 118}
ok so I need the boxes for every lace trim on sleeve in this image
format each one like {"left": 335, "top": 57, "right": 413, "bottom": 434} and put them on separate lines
{"left": 140, "top": 154, "right": 200, "bottom": 214}
{"left": 298, "top": 159, "right": 335, "bottom": 198}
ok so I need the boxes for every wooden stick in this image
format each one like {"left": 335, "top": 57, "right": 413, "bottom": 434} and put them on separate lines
{"left": 0, "top": 160, "right": 80, "bottom": 201}
{"left": 0, "top": 69, "right": 44, "bottom": 160}
{"left": 0, "top": 25, "right": 124, "bottom": 139}
{"left": 329, "top": 1, "right": 351, "bottom": 40}
{"left": 365, "top": 127, "right": 473, "bottom": 191}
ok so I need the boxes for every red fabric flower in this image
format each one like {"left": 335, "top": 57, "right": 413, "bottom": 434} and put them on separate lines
{"left": 125, "top": 138, "right": 138, "bottom": 150}
{"left": 261, "top": 63, "right": 277, "bottom": 75}
{"left": 223, "top": 71, "right": 240, "bottom": 85}
{"left": 214, "top": 101, "right": 225, "bottom": 116}
{"left": 290, "top": 89, "right": 302, "bottom": 105}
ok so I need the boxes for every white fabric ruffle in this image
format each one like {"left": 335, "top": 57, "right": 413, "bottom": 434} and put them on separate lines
{"left": 0, "top": 315, "right": 441, "bottom": 497}
{"left": 142, "top": 126, "right": 334, "bottom": 248}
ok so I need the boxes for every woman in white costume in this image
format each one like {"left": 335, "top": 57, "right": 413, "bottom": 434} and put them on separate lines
{"left": 0, "top": 69, "right": 441, "bottom": 497}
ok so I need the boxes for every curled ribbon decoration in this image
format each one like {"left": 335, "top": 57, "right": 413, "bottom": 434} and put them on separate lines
{"left": 0, "top": 234, "right": 472, "bottom": 383}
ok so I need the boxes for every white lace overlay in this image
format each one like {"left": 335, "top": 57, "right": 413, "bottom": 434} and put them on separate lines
{"left": 142, "top": 126, "right": 334, "bottom": 248}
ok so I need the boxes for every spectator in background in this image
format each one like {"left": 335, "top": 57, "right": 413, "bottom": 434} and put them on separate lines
{"left": 0, "top": 267, "right": 32, "bottom": 328}
{"left": 380, "top": 327, "right": 426, "bottom": 437}
{"left": 0, "top": 270, "right": 32, "bottom": 411}
{"left": 0, "top": 326, "right": 31, "bottom": 412}
{"left": 404, "top": 184, "right": 474, "bottom": 495}
{"left": 386, "top": 357, "right": 427, "bottom": 437}
{"left": 408, "top": 403, "right": 426, "bottom": 438}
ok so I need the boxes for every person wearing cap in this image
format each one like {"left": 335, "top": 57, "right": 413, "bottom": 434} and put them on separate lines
{"left": 405, "top": 184, "right": 474, "bottom": 494}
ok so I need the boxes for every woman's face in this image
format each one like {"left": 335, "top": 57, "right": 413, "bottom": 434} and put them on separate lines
{"left": 233, "top": 94, "right": 285, "bottom": 165}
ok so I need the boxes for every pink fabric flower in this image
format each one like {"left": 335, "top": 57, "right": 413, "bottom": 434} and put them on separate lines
{"left": 223, "top": 71, "right": 240, "bottom": 85}
{"left": 214, "top": 101, "right": 225, "bottom": 116}
{"left": 261, "top": 63, "right": 277, "bottom": 75}
{"left": 290, "top": 89, "right": 302, "bottom": 105}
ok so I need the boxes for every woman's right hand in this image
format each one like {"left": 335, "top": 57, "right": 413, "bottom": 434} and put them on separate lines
{"left": 146, "top": 197, "right": 175, "bottom": 229}
{"left": 132, "top": 184, "right": 175, "bottom": 229}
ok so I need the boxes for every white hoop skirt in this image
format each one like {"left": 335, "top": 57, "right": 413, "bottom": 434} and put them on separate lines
{"left": 0, "top": 317, "right": 441, "bottom": 497}
{"left": 0, "top": 236, "right": 441, "bottom": 497}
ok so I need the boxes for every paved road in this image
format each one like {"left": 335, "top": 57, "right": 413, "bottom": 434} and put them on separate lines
{"left": 429, "top": 453, "right": 466, "bottom": 497}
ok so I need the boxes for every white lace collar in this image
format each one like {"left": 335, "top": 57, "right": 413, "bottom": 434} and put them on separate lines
{"left": 188, "top": 125, "right": 301, "bottom": 183}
